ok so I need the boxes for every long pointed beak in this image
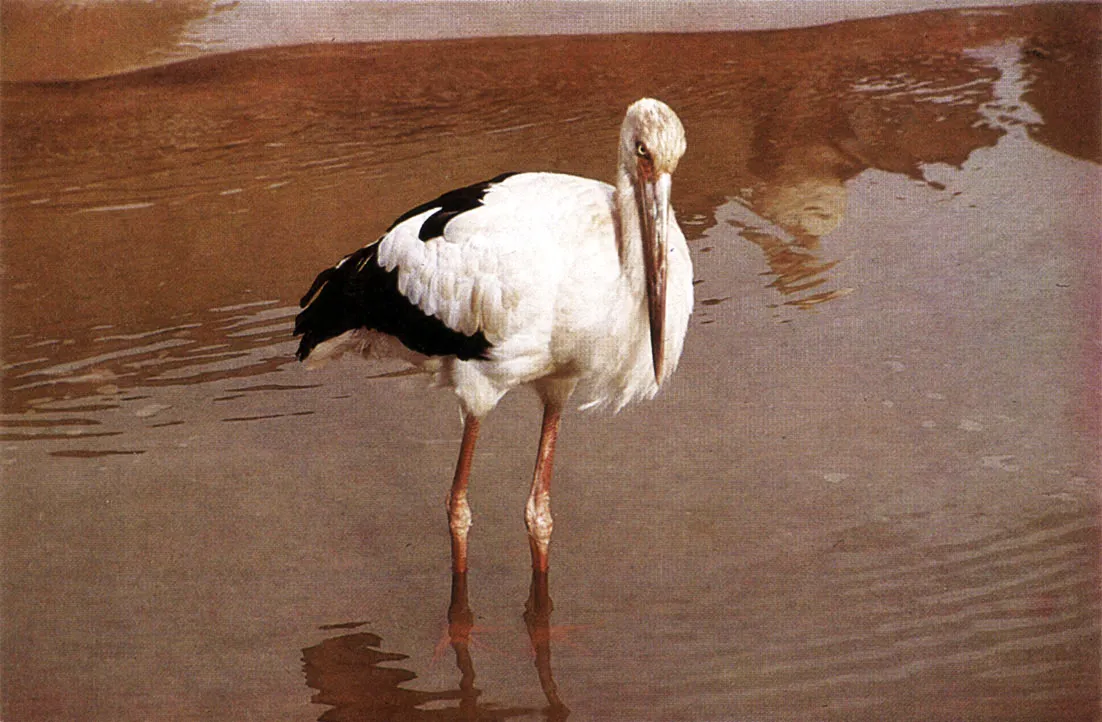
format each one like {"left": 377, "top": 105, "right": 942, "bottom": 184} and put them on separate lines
{"left": 641, "top": 172, "right": 671, "bottom": 384}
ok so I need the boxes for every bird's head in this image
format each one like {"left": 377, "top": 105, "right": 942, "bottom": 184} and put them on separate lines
{"left": 619, "top": 98, "right": 686, "bottom": 384}
{"left": 620, "top": 98, "right": 687, "bottom": 180}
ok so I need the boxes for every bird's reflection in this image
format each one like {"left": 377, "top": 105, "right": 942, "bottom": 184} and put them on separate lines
{"left": 302, "top": 570, "right": 569, "bottom": 721}
{"left": 522, "top": 571, "right": 570, "bottom": 720}
{"left": 445, "top": 572, "right": 480, "bottom": 718}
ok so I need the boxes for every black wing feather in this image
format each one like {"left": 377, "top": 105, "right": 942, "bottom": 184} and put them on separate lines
{"left": 294, "top": 173, "right": 519, "bottom": 362}
{"left": 294, "top": 243, "right": 491, "bottom": 361}
{"left": 388, "top": 171, "right": 518, "bottom": 239}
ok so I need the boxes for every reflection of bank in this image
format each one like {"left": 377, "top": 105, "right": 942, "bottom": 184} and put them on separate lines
{"left": 0, "top": 0, "right": 233, "bottom": 82}
{"left": 746, "top": 143, "right": 855, "bottom": 310}
{"left": 728, "top": 25, "right": 1094, "bottom": 312}
{"left": 720, "top": 194, "right": 854, "bottom": 312}
{"left": 302, "top": 570, "right": 568, "bottom": 720}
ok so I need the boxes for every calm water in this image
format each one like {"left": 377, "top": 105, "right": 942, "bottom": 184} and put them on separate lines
{"left": 2, "top": 4, "right": 1099, "bottom": 721}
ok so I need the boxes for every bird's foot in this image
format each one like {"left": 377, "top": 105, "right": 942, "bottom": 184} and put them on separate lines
{"left": 431, "top": 571, "right": 517, "bottom": 663}
{"left": 524, "top": 569, "right": 594, "bottom": 657}
{"left": 431, "top": 619, "right": 516, "bottom": 663}
{"left": 522, "top": 620, "right": 596, "bottom": 658}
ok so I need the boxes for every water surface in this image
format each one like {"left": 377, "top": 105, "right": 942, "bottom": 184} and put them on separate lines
{"left": 2, "top": 4, "right": 1099, "bottom": 721}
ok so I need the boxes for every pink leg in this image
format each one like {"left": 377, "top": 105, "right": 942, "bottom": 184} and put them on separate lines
{"left": 526, "top": 404, "right": 562, "bottom": 572}
{"left": 447, "top": 415, "right": 480, "bottom": 573}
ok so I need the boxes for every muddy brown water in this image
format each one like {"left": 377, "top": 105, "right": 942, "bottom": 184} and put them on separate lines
{"left": 2, "top": 4, "right": 1100, "bottom": 721}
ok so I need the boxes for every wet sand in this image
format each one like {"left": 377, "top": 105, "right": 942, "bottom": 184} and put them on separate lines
{"left": 4, "top": 0, "right": 1091, "bottom": 82}
{"left": 2, "top": 3, "right": 1100, "bottom": 721}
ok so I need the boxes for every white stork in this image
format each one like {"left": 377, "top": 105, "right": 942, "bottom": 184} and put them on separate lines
{"left": 295, "top": 98, "right": 692, "bottom": 573}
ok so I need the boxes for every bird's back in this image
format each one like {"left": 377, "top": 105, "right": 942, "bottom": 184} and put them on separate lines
{"left": 295, "top": 172, "right": 618, "bottom": 369}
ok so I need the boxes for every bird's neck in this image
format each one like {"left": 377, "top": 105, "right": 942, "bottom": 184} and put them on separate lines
{"left": 614, "top": 169, "right": 647, "bottom": 289}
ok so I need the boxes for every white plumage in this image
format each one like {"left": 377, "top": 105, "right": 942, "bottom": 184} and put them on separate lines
{"left": 368, "top": 171, "right": 692, "bottom": 416}
{"left": 296, "top": 98, "right": 692, "bottom": 573}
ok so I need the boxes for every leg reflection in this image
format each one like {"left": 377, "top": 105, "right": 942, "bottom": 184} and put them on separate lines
{"left": 524, "top": 570, "right": 570, "bottom": 720}
{"left": 303, "top": 575, "right": 534, "bottom": 721}
{"left": 447, "top": 571, "right": 480, "bottom": 717}
{"left": 445, "top": 569, "right": 571, "bottom": 720}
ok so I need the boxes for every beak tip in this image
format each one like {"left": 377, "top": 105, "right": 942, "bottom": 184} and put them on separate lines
{"left": 651, "top": 349, "right": 665, "bottom": 385}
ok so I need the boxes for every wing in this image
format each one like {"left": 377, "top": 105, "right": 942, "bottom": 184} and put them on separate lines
{"left": 294, "top": 240, "right": 493, "bottom": 362}
{"left": 295, "top": 172, "right": 613, "bottom": 363}
{"left": 376, "top": 172, "right": 612, "bottom": 338}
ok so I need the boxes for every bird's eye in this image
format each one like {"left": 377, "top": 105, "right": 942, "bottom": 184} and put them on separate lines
{"left": 635, "top": 142, "right": 650, "bottom": 159}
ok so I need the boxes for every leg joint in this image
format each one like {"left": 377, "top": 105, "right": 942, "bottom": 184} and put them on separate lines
{"left": 447, "top": 494, "right": 472, "bottom": 536}
{"left": 525, "top": 494, "right": 553, "bottom": 544}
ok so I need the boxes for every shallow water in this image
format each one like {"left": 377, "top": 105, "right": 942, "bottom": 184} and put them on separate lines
{"left": 2, "top": 4, "right": 1100, "bottom": 721}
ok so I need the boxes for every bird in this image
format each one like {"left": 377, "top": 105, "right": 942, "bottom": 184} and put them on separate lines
{"left": 295, "top": 98, "right": 692, "bottom": 574}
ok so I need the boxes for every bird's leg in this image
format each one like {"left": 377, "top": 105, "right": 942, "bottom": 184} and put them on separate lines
{"left": 447, "top": 415, "right": 480, "bottom": 573}
{"left": 526, "top": 404, "right": 562, "bottom": 572}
